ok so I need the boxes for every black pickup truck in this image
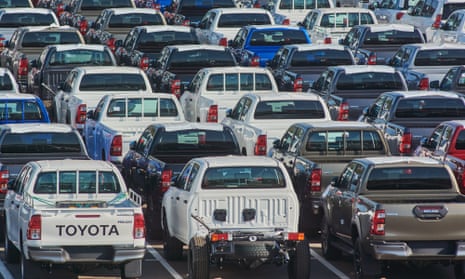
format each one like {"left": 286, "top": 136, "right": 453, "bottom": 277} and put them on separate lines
{"left": 121, "top": 122, "right": 241, "bottom": 239}
{"left": 430, "top": 65, "right": 465, "bottom": 94}
{"left": 270, "top": 121, "right": 390, "bottom": 236}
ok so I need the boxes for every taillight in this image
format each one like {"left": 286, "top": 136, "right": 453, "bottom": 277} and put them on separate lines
{"left": 337, "top": 102, "right": 349, "bottom": 121}
{"left": 18, "top": 57, "right": 28, "bottom": 77}
{"left": 293, "top": 77, "right": 303, "bottom": 92}
{"left": 161, "top": 169, "right": 172, "bottom": 193}
{"left": 56, "top": 3, "right": 65, "bottom": 17}
{"left": 367, "top": 52, "right": 377, "bottom": 65}
{"left": 460, "top": 170, "right": 465, "bottom": 195}
{"left": 0, "top": 168, "right": 8, "bottom": 194}
{"left": 207, "top": 105, "right": 218, "bottom": 122}
{"left": 418, "top": 77, "right": 429, "bottom": 90}
{"left": 250, "top": 56, "right": 260, "bottom": 67}
{"left": 219, "top": 37, "right": 228, "bottom": 46}
{"left": 399, "top": 130, "right": 412, "bottom": 154}
{"left": 133, "top": 213, "right": 145, "bottom": 239}
{"left": 182, "top": 19, "right": 190, "bottom": 26}
{"left": 432, "top": 14, "right": 441, "bottom": 28}
{"left": 170, "top": 79, "right": 181, "bottom": 98}
{"left": 75, "top": 104, "right": 87, "bottom": 124}
{"left": 110, "top": 135, "right": 122, "bottom": 156}
{"left": 0, "top": 37, "right": 5, "bottom": 51}
{"left": 254, "top": 134, "right": 267, "bottom": 155}
{"left": 27, "top": 215, "right": 41, "bottom": 240}
{"left": 282, "top": 18, "right": 290, "bottom": 25}
{"left": 79, "top": 19, "right": 88, "bottom": 35}
{"left": 324, "top": 37, "right": 332, "bottom": 44}
{"left": 106, "top": 37, "right": 116, "bottom": 52}
{"left": 396, "top": 12, "right": 404, "bottom": 20}
{"left": 139, "top": 56, "right": 149, "bottom": 71}
{"left": 211, "top": 232, "right": 232, "bottom": 242}
{"left": 370, "top": 209, "right": 385, "bottom": 236}
{"left": 309, "top": 168, "right": 322, "bottom": 192}
{"left": 153, "top": 3, "right": 161, "bottom": 9}
{"left": 284, "top": 232, "right": 305, "bottom": 241}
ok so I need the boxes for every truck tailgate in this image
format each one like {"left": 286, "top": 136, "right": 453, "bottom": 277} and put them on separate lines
{"left": 39, "top": 208, "right": 138, "bottom": 246}
{"left": 195, "top": 189, "right": 299, "bottom": 231}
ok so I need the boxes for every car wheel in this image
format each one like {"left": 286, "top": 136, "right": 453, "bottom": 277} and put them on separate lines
{"left": 287, "top": 238, "right": 310, "bottom": 279}
{"left": 4, "top": 223, "right": 19, "bottom": 264}
{"left": 20, "top": 240, "right": 44, "bottom": 279}
{"left": 163, "top": 216, "right": 183, "bottom": 260}
{"left": 188, "top": 236, "right": 209, "bottom": 279}
{"left": 321, "top": 218, "right": 340, "bottom": 260}
{"left": 353, "top": 237, "right": 380, "bottom": 279}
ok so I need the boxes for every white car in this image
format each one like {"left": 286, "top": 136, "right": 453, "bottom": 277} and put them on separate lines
{"left": 161, "top": 155, "right": 309, "bottom": 278}
{"left": 0, "top": 67, "right": 19, "bottom": 94}
{"left": 195, "top": 8, "right": 274, "bottom": 45}
{"left": 266, "top": 0, "right": 334, "bottom": 25}
{"left": 429, "top": 9, "right": 465, "bottom": 43}
{"left": 179, "top": 66, "right": 278, "bottom": 123}
{"left": 53, "top": 66, "right": 153, "bottom": 135}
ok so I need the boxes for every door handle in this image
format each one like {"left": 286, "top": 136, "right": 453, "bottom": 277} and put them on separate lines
{"left": 176, "top": 197, "right": 180, "bottom": 200}
{"left": 183, "top": 200, "right": 187, "bottom": 204}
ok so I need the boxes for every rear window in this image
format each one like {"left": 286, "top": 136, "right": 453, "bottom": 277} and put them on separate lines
{"left": 79, "top": 73, "right": 147, "bottom": 91}
{"left": 336, "top": 72, "right": 405, "bottom": 90}
{"left": 0, "top": 101, "right": 44, "bottom": 122}
{"left": 254, "top": 100, "right": 326, "bottom": 119}
{"left": 151, "top": 129, "right": 239, "bottom": 154}
{"left": 414, "top": 49, "right": 465, "bottom": 66}
{"left": 0, "top": 13, "right": 56, "bottom": 27}
{"left": 319, "top": 12, "right": 374, "bottom": 28}
{"left": 107, "top": 98, "right": 178, "bottom": 117}
{"left": 49, "top": 49, "right": 114, "bottom": 66}
{"left": 22, "top": 32, "right": 82, "bottom": 47}
{"left": 0, "top": 0, "right": 31, "bottom": 7}
{"left": 108, "top": 13, "right": 165, "bottom": 27}
{"left": 306, "top": 130, "right": 384, "bottom": 152}
{"left": 0, "top": 132, "right": 82, "bottom": 153}
{"left": 367, "top": 166, "right": 452, "bottom": 190}
{"left": 363, "top": 30, "right": 424, "bottom": 45}
{"left": 137, "top": 31, "right": 199, "bottom": 52}
{"left": 202, "top": 166, "right": 285, "bottom": 189}
{"left": 217, "top": 13, "right": 271, "bottom": 27}
{"left": 279, "top": 0, "right": 332, "bottom": 9}
{"left": 395, "top": 98, "right": 465, "bottom": 118}
{"left": 249, "top": 29, "right": 308, "bottom": 46}
{"left": 168, "top": 49, "right": 235, "bottom": 68}
{"left": 34, "top": 171, "right": 121, "bottom": 194}
{"left": 443, "top": 3, "right": 465, "bottom": 19}
{"left": 206, "top": 73, "right": 273, "bottom": 91}
{"left": 0, "top": 74, "right": 13, "bottom": 90}
{"left": 179, "top": 0, "right": 235, "bottom": 9}
{"left": 291, "top": 49, "right": 354, "bottom": 66}
{"left": 81, "top": 0, "right": 133, "bottom": 9}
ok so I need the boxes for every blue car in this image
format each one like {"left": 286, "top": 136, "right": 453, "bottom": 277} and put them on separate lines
{"left": 228, "top": 24, "right": 311, "bottom": 67}
{"left": 0, "top": 94, "right": 51, "bottom": 124}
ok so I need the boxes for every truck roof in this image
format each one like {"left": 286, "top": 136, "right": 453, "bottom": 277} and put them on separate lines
{"left": 135, "top": 25, "right": 193, "bottom": 33}
{"left": 0, "top": 7, "right": 53, "bottom": 14}
{"left": 0, "top": 93, "right": 38, "bottom": 100}
{"left": 358, "top": 23, "right": 417, "bottom": 32}
{"left": 51, "top": 44, "right": 108, "bottom": 52}
{"left": 246, "top": 92, "right": 323, "bottom": 102}
{"left": 198, "top": 66, "right": 273, "bottom": 74}
{"left": 330, "top": 65, "right": 397, "bottom": 74}
{"left": 244, "top": 24, "right": 305, "bottom": 31}
{"left": 403, "top": 43, "right": 465, "bottom": 50}
{"left": 313, "top": 7, "right": 375, "bottom": 13}
{"left": 105, "top": 7, "right": 165, "bottom": 15}
{"left": 293, "top": 120, "right": 377, "bottom": 129}
{"left": 155, "top": 122, "right": 226, "bottom": 132}
{"left": 104, "top": 92, "right": 176, "bottom": 99}
{"left": 31, "top": 159, "right": 117, "bottom": 171}
{"left": 74, "top": 66, "right": 146, "bottom": 75}
{"left": 384, "top": 90, "right": 465, "bottom": 99}
{"left": 284, "top": 43, "right": 349, "bottom": 51}
{"left": 208, "top": 7, "right": 272, "bottom": 14}
{"left": 0, "top": 123, "right": 75, "bottom": 133}
{"left": 356, "top": 156, "right": 444, "bottom": 166}
{"left": 199, "top": 155, "right": 281, "bottom": 168}
{"left": 164, "top": 44, "right": 228, "bottom": 52}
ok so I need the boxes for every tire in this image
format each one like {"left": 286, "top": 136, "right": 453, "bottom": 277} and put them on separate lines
{"left": 188, "top": 236, "right": 209, "bottom": 279}
{"left": 287, "top": 239, "right": 310, "bottom": 279}
{"left": 146, "top": 202, "right": 162, "bottom": 240}
{"left": 120, "top": 259, "right": 142, "bottom": 279}
{"left": 163, "top": 217, "right": 183, "bottom": 260}
{"left": 353, "top": 237, "right": 380, "bottom": 279}
{"left": 320, "top": 218, "right": 340, "bottom": 260}
{"left": 455, "top": 261, "right": 465, "bottom": 279}
{"left": 4, "top": 223, "right": 20, "bottom": 264}
{"left": 20, "top": 241, "right": 44, "bottom": 279}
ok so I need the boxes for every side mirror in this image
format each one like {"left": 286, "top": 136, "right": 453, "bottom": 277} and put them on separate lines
{"left": 330, "top": 176, "right": 338, "bottom": 187}
{"left": 86, "top": 110, "right": 94, "bottom": 119}
{"left": 407, "top": 7, "right": 413, "bottom": 14}
{"left": 430, "top": 80, "right": 440, "bottom": 89}
{"left": 338, "top": 38, "right": 346, "bottom": 45}
{"left": 228, "top": 39, "right": 234, "bottom": 47}
{"left": 29, "top": 59, "right": 38, "bottom": 68}
{"left": 420, "top": 136, "right": 430, "bottom": 148}
{"left": 7, "top": 179, "right": 15, "bottom": 190}
{"left": 129, "top": 140, "right": 137, "bottom": 150}
{"left": 272, "top": 139, "right": 281, "bottom": 149}
{"left": 115, "top": 39, "right": 123, "bottom": 48}
{"left": 362, "top": 106, "right": 369, "bottom": 116}
{"left": 225, "top": 108, "right": 232, "bottom": 118}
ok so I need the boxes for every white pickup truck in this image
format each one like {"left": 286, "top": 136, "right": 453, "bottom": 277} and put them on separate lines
{"left": 161, "top": 155, "right": 309, "bottom": 278}
{"left": 84, "top": 92, "right": 185, "bottom": 167}
{"left": 179, "top": 66, "right": 278, "bottom": 123}
{"left": 3, "top": 159, "right": 146, "bottom": 279}
{"left": 222, "top": 92, "right": 332, "bottom": 156}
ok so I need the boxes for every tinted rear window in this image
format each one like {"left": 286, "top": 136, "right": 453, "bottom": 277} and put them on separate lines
{"left": 217, "top": 13, "right": 271, "bottom": 27}
{"left": 168, "top": 49, "right": 235, "bottom": 68}
{"left": 136, "top": 31, "right": 199, "bottom": 52}
{"left": 319, "top": 13, "right": 374, "bottom": 28}
{"left": 106, "top": 98, "right": 178, "bottom": 117}
{"left": 108, "top": 13, "right": 165, "bottom": 27}
{"left": 0, "top": 132, "right": 82, "bottom": 153}
{"left": 151, "top": 129, "right": 239, "bottom": 154}
{"left": 0, "top": 74, "right": 13, "bottom": 90}
{"left": 291, "top": 49, "right": 354, "bottom": 66}
{"left": 414, "top": 49, "right": 465, "bottom": 66}
{"left": 395, "top": 98, "right": 465, "bottom": 118}
{"left": 367, "top": 166, "right": 452, "bottom": 190}
{"left": 0, "top": 101, "right": 44, "bottom": 122}
{"left": 306, "top": 130, "right": 384, "bottom": 152}
{"left": 249, "top": 30, "right": 308, "bottom": 46}
{"left": 363, "top": 30, "right": 424, "bottom": 45}
{"left": 81, "top": 0, "right": 133, "bottom": 9}
{"left": 79, "top": 73, "right": 147, "bottom": 91}
{"left": 254, "top": 100, "right": 326, "bottom": 119}
{"left": 279, "top": 0, "right": 331, "bottom": 9}
{"left": 202, "top": 166, "right": 285, "bottom": 189}
{"left": 22, "top": 32, "right": 82, "bottom": 47}
{"left": 179, "top": 0, "right": 235, "bottom": 9}
{"left": 0, "top": 13, "right": 56, "bottom": 27}
{"left": 336, "top": 72, "right": 405, "bottom": 90}
{"left": 206, "top": 73, "right": 273, "bottom": 91}
{"left": 0, "top": 0, "right": 31, "bottom": 7}
{"left": 49, "top": 49, "right": 114, "bottom": 66}
{"left": 443, "top": 3, "right": 465, "bottom": 19}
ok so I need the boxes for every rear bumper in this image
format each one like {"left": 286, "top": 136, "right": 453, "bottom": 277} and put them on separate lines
{"left": 28, "top": 245, "right": 146, "bottom": 264}
{"left": 371, "top": 240, "right": 465, "bottom": 260}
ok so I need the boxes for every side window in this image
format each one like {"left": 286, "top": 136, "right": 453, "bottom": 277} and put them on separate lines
{"left": 368, "top": 95, "right": 386, "bottom": 118}
{"left": 185, "top": 163, "right": 200, "bottom": 191}
{"left": 379, "top": 96, "right": 393, "bottom": 120}
{"left": 240, "top": 98, "right": 253, "bottom": 121}
{"left": 279, "top": 0, "right": 292, "bottom": 9}
{"left": 136, "top": 127, "right": 154, "bottom": 153}
{"left": 93, "top": 98, "right": 106, "bottom": 120}
{"left": 206, "top": 74, "right": 224, "bottom": 91}
{"left": 338, "top": 162, "right": 355, "bottom": 190}
{"left": 14, "top": 165, "right": 32, "bottom": 194}
{"left": 62, "top": 71, "right": 77, "bottom": 92}
{"left": 438, "top": 126, "right": 453, "bottom": 152}
{"left": 255, "top": 73, "right": 272, "bottom": 90}
{"left": 346, "top": 130, "right": 361, "bottom": 151}
{"left": 388, "top": 48, "right": 405, "bottom": 67}
{"left": 281, "top": 126, "right": 296, "bottom": 151}
{"left": 230, "top": 97, "right": 246, "bottom": 119}
{"left": 349, "top": 164, "right": 364, "bottom": 192}
{"left": 240, "top": 73, "right": 254, "bottom": 90}
{"left": 177, "top": 163, "right": 193, "bottom": 189}
{"left": 440, "top": 68, "right": 458, "bottom": 90}
{"left": 456, "top": 129, "right": 465, "bottom": 150}
{"left": 289, "top": 127, "right": 304, "bottom": 152}
{"left": 327, "top": 131, "right": 344, "bottom": 151}
{"left": 362, "top": 130, "right": 383, "bottom": 151}
{"left": 306, "top": 131, "right": 327, "bottom": 152}
{"left": 225, "top": 73, "right": 239, "bottom": 90}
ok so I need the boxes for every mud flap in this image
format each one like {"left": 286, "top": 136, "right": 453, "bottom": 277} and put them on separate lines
{"left": 122, "top": 259, "right": 143, "bottom": 278}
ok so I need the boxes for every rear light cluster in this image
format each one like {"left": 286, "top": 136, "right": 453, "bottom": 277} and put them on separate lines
{"left": 284, "top": 232, "right": 305, "bottom": 241}
{"left": 308, "top": 168, "right": 322, "bottom": 192}
{"left": 398, "top": 130, "right": 412, "bottom": 154}
{"left": 27, "top": 215, "right": 42, "bottom": 240}
{"left": 133, "top": 213, "right": 145, "bottom": 239}
{"left": 337, "top": 102, "right": 349, "bottom": 121}
{"left": 367, "top": 52, "right": 377, "bottom": 65}
{"left": 254, "top": 135, "right": 267, "bottom": 155}
{"left": 418, "top": 77, "right": 429, "bottom": 90}
{"left": 396, "top": 12, "right": 404, "bottom": 20}
{"left": 293, "top": 77, "right": 303, "bottom": 92}
{"left": 79, "top": 19, "right": 88, "bottom": 35}
{"left": 324, "top": 37, "right": 332, "bottom": 44}
{"left": 218, "top": 37, "right": 228, "bottom": 47}
{"left": 370, "top": 209, "right": 385, "bottom": 236}
{"left": 250, "top": 56, "right": 260, "bottom": 67}
{"left": 139, "top": 56, "right": 149, "bottom": 71}
{"left": 18, "top": 57, "right": 29, "bottom": 78}
{"left": 75, "top": 104, "right": 87, "bottom": 125}
{"left": 432, "top": 14, "right": 442, "bottom": 28}
{"left": 161, "top": 169, "right": 173, "bottom": 193}
{"left": 110, "top": 135, "right": 122, "bottom": 156}
{"left": 0, "top": 36, "right": 5, "bottom": 52}
{"left": 170, "top": 79, "right": 181, "bottom": 98}
{"left": 56, "top": 3, "right": 65, "bottom": 17}
{"left": 207, "top": 105, "right": 218, "bottom": 122}
{"left": 282, "top": 19, "right": 290, "bottom": 25}
{"left": 0, "top": 167, "right": 9, "bottom": 194}
{"left": 210, "top": 232, "right": 232, "bottom": 242}
{"left": 106, "top": 37, "right": 116, "bottom": 52}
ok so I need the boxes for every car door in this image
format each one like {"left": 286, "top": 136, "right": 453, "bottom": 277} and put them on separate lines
{"left": 272, "top": 125, "right": 297, "bottom": 172}
{"left": 130, "top": 127, "right": 156, "bottom": 191}
{"left": 56, "top": 70, "right": 77, "bottom": 123}
{"left": 85, "top": 97, "right": 105, "bottom": 159}
{"left": 196, "top": 11, "right": 215, "bottom": 44}
{"left": 223, "top": 96, "right": 249, "bottom": 154}
{"left": 330, "top": 162, "right": 355, "bottom": 239}
{"left": 433, "top": 12, "right": 462, "bottom": 43}
{"left": 180, "top": 70, "right": 204, "bottom": 122}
